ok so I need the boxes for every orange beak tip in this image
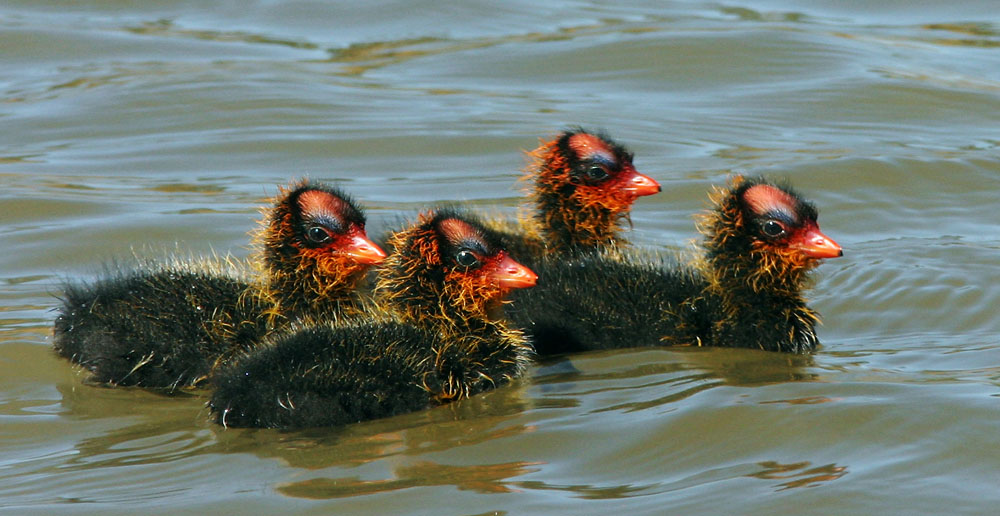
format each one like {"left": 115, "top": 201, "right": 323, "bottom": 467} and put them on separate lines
{"left": 492, "top": 255, "right": 538, "bottom": 289}
{"left": 797, "top": 228, "right": 842, "bottom": 259}
{"left": 345, "top": 235, "right": 388, "bottom": 264}
{"left": 498, "top": 269, "right": 537, "bottom": 289}
{"left": 623, "top": 172, "right": 661, "bottom": 197}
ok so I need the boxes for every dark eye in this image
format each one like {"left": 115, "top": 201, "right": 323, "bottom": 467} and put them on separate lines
{"left": 586, "top": 165, "right": 609, "bottom": 181}
{"left": 761, "top": 220, "right": 786, "bottom": 238}
{"left": 306, "top": 225, "right": 332, "bottom": 244}
{"left": 455, "top": 250, "right": 480, "bottom": 268}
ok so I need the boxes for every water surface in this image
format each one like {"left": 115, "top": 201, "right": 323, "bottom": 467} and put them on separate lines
{"left": 2, "top": 1, "right": 998, "bottom": 514}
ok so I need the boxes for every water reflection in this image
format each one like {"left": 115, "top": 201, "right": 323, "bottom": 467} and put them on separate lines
{"left": 125, "top": 19, "right": 320, "bottom": 51}
{"left": 4, "top": 0, "right": 999, "bottom": 511}
{"left": 213, "top": 386, "right": 534, "bottom": 470}
{"left": 507, "top": 459, "right": 847, "bottom": 499}
{"left": 47, "top": 328, "right": 833, "bottom": 504}
{"left": 533, "top": 347, "right": 818, "bottom": 414}
{"left": 54, "top": 375, "right": 536, "bottom": 474}
{"left": 278, "top": 460, "right": 542, "bottom": 499}
{"left": 54, "top": 382, "right": 214, "bottom": 470}
{"left": 513, "top": 479, "right": 660, "bottom": 500}
{"left": 749, "top": 460, "right": 848, "bottom": 490}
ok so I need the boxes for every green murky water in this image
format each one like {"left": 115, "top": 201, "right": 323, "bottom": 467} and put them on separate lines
{"left": 2, "top": 1, "right": 998, "bottom": 514}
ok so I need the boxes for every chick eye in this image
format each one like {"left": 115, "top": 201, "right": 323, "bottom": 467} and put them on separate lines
{"left": 586, "top": 165, "right": 610, "bottom": 181}
{"left": 455, "top": 250, "right": 480, "bottom": 268}
{"left": 761, "top": 220, "right": 786, "bottom": 238}
{"left": 306, "top": 225, "right": 332, "bottom": 244}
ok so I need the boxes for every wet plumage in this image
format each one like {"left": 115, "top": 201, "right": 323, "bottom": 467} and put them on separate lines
{"left": 490, "top": 129, "right": 660, "bottom": 264}
{"left": 209, "top": 209, "right": 537, "bottom": 429}
{"left": 52, "top": 182, "right": 385, "bottom": 390}
{"left": 508, "top": 176, "right": 842, "bottom": 355}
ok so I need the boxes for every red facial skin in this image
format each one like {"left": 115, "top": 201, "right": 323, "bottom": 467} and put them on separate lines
{"left": 257, "top": 184, "right": 386, "bottom": 319}
{"left": 527, "top": 131, "right": 661, "bottom": 253}
{"left": 743, "top": 184, "right": 842, "bottom": 261}
{"left": 567, "top": 132, "right": 661, "bottom": 200}
{"left": 437, "top": 218, "right": 536, "bottom": 296}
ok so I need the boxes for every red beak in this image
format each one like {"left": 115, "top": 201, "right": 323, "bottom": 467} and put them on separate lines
{"left": 343, "top": 232, "right": 388, "bottom": 265}
{"left": 620, "top": 168, "right": 661, "bottom": 197}
{"left": 793, "top": 226, "right": 843, "bottom": 259}
{"left": 489, "top": 253, "right": 537, "bottom": 289}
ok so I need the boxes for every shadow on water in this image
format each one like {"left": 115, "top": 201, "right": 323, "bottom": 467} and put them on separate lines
{"left": 50, "top": 367, "right": 540, "bottom": 485}
{"left": 43, "top": 377, "right": 546, "bottom": 504}
{"left": 52, "top": 381, "right": 216, "bottom": 471}
{"left": 212, "top": 385, "right": 535, "bottom": 467}
{"left": 532, "top": 346, "right": 818, "bottom": 410}
{"left": 45, "top": 341, "right": 829, "bottom": 501}
{"left": 748, "top": 460, "right": 848, "bottom": 490}
{"left": 511, "top": 459, "right": 848, "bottom": 500}
{"left": 277, "top": 460, "right": 544, "bottom": 499}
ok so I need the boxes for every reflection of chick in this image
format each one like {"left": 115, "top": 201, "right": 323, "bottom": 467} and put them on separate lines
{"left": 510, "top": 176, "right": 842, "bottom": 354}
{"left": 210, "top": 209, "right": 537, "bottom": 429}
{"left": 52, "top": 182, "right": 385, "bottom": 390}
{"left": 493, "top": 129, "right": 660, "bottom": 262}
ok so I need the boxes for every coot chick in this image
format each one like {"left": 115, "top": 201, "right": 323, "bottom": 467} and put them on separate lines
{"left": 256, "top": 182, "right": 386, "bottom": 320}
{"left": 509, "top": 176, "right": 842, "bottom": 354}
{"left": 209, "top": 209, "right": 537, "bottom": 429}
{"left": 491, "top": 129, "right": 660, "bottom": 262}
{"left": 52, "top": 182, "right": 385, "bottom": 390}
